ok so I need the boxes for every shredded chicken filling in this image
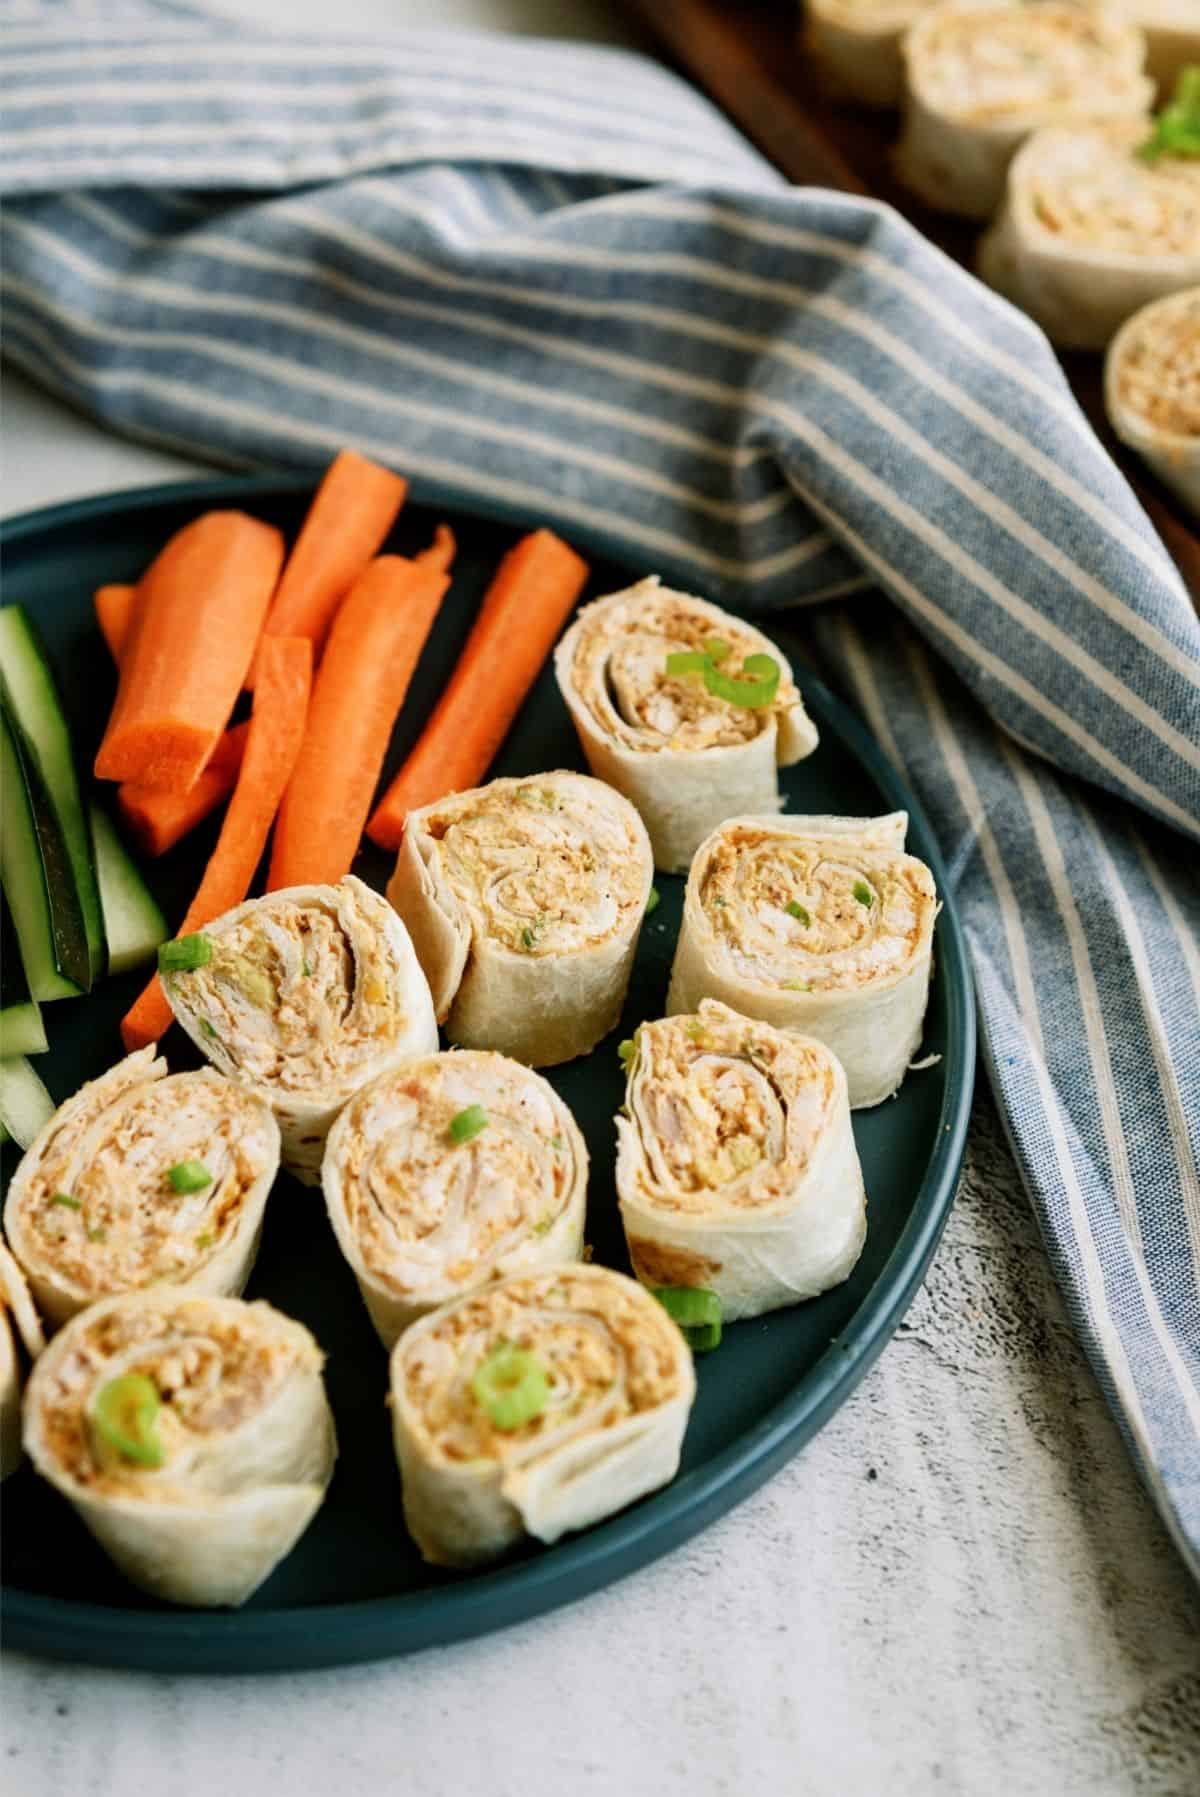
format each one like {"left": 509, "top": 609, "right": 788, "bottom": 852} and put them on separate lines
{"left": 698, "top": 828, "right": 936, "bottom": 993}
{"left": 13, "top": 1076, "right": 273, "bottom": 1294}
{"left": 35, "top": 1303, "right": 310, "bottom": 1498}
{"left": 402, "top": 1271, "right": 684, "bottom": 1464}
{"left": 336, "top": 1058, "right": 576, "bottom": 1295}
{"left": 627, "top": 1014, "right": 836, "bottom": 1215}
{"left": 571, "top": 592, "right": 798, "bottom": 754}
{"left": 179, "top": 892, "right": 408, "bottom": 1092}
{"left": 1116, "top": 298, "right": 1200, "bottom": 437}
{"left": 918, "top": 10, "right": 1146, "bottom": 122}
{"left": 1026, "top": 129, "right": 1200, "bottom": 255}
{"left": 423, "top": 776, "right": 645, "bottom": 957}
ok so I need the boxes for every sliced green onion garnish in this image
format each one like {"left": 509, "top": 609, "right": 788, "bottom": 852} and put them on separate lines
{"left": 199, "top": 1017, "right": 219, "bottom": 1041}
{"left": 194, "top": 1232, "right": 214, "bottom": 1251}
{"left": 449, "top": 1104, "right": 488, "bottom": 1145}
{"left": 853, "top": 880, "right": 873, "bottom": 908}
{"left": 617, "top": 1036, "right": 638, "bottom": 1073}
{"left": 785, "top": 900, "right": 810, "bottom": 925}
{"left": 550, "top": 1134, "right": 565, "bottom": 1152}
{"left": 471, "top": 1343, "right": 550, "bottom": 1431}
{"left": 646, "top": 887, "right": 661, "bottom": 915}
{"left": 653, "top": 1286, "right": 723, "bottom": 1352}
{"left": 520, "top": 926, "right": 536, "bottom": 950}
{"left": 51, "top": 1192, "right": 82, "bottom": 1210}
{"left": 92, "top": 1374, "right": 165, "bottom": 1468}
{"left": 87, "top": 1226, "right": 107, "bottom": 1243}
{"left": 168, "top": 1160, "right": 212, "bottom": 1194}
{"left": 1139, "top": 66, "right": 1200, "bottom": 162}
{"left": 703, "top": 652, "right": 780, "bottom": 710}
{"left": 158, "top": 933, "right": 214, "bottom": 974}
{"left": 665, "top": 649, "right": 709, "bottom": 678}
{"left": 703, "top": 637, "right": 731, "bottom": 663}
{"left": 301, "top": 957, "right": 313, "bottom": 977}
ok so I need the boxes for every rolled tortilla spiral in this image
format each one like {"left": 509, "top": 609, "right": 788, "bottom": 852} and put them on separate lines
{"left": 553, "top": 576, "right": 818, "bottom": 873}
{"left": 22, "top": 1290, "right": 336, "bottom": 1607}
{"left": 4, "top": 1047, "right": 280, "bottom": 1327}
{"left": 1105, "top": 287, "right": 1200, "bottom": 520}
{"left": 387, "top": 771, "right": 653, "bottom": 1067}
{"left": 667, "top": 813, "right": 938, "bottom": 1107}
{"left": 162, "top": 875, "right": 438, "bottom": 1184}
{"left": 323, "top": 1051, "right": 588, "bottom": 1347}
{"left": 390, "top": 1264, "right": 695, "bottom": 1567}
{"left": 617, "top": 1000, "right": 867, "bottom": 1321}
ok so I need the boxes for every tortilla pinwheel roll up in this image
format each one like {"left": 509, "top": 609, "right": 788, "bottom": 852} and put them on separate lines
{"left": 323, "top": 1051, "right": 588, "bottom": 1347}
{"left": 616, "top": 1002, "right": 867, "bottom": 1322}
{"left": 978, "top": 121, "right": 1200, "bottom": 349}
{"left": 22, "top": 1291, "right": 336, "bottom": 1607}
{"left": 553, "top": 576, "right": 818, "bottom": 874}
{"left": 1105, "top": 287, "right": 1200, "bottom": 519}
{"left": 897, "top": 4, "right": 1154, "bottom": 219}
{"left": 162, "top": 875, "right": 438, "bottom": 1185}
{"left": 1, "top": 1240, "right": 44, "bottom": 1479}
{"left": 667, "top": 813, "right": 938, "bottom": 1108}
{"left": 4, "top": 1048, "right": 280, "bottom": 1328}
{"left": 390, "top": 1263, "right": 695, "bottom": 1568}
{"left": 387, "top": 772, "right": 653, "bottom": 1067}
{"left": 803, "top": 0, "right": 956, "bottom": 108}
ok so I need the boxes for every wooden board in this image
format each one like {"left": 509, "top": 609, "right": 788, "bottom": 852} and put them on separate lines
{"left": 616, "top": 0, "right": 1200, "bottom": 609}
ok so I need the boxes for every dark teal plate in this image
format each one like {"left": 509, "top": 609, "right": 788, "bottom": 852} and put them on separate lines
{"left": 0, "top": 476, "right": 974, "bottom": 1673}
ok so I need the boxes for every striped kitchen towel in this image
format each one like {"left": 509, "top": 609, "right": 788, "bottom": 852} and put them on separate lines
{"left": 3, "top": 1, "right": 1198, "bottom": 1575}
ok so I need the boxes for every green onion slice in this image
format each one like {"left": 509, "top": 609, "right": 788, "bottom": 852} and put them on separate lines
{"left": 449, "top": 1104, "right": 488, "bottom": 1145}
{"left": 653, "top": 1286, "right": 723, "bottom": 1353}
{"left": 617, "top": 1036, "right": 638, "bottom": 1073}
{"left": 158, "top": 933, "right": 214, "bottom": 974}
{"left": 92, "top": 1374, "right": 165, "bottom": 1468}
{"left": 646, "top": 887, "right": 661, "bottom": 915}
{"left": 665, "top": 649, "right": 709, "bottom": 678}
{"left": 51, "top": 1192, "right": 82, "bottom": 1210}
{"left": 470, "top": 1343, "right": 550, "bottom": 1431}
{"left": 853, "top": 880, "right": 873, "bottom": 908}
{"left": 785, "top": 900, "right": 811, "bottom": 925}
{"left": 1139, "top": 66, "right": 1200, "bottom": 162}
{"left": 168, "top": 1160, "right": 212, "bottom": 1194}
{"left": 703, "top": 652, "right": 780, "bottom": 710}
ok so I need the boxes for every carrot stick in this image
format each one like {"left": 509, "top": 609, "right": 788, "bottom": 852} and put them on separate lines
{"left": 255, "top": 450, "right": 408, "bottom": 671}
{"left": 94, "top": 584, "right": 138, "bottom": 662}
{"left": 120, "top": 637, "right": 312, "bottom": 1052}
{"left": 266, "top": 545, "right": 452, "bottom": 890}
{"left": 117, "top": 721, "right": 251, "bottom": 858}
{"left": 95, "top": 511, "right": 284, "bottom": 791}
{"left": 367, "top": 529, "right": 588, "bottom": 850}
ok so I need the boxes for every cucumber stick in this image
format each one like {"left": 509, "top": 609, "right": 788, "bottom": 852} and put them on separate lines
{"left": 0, "top": 704, "right": 88, "bottom": 1000}
{"left": 0, "top": 607, "right": 106, "bottom": 981}
{"left": 90, "top": 803, "right": 169, "bottom": 974}
{"left": 0, "top": 1056, "right": 55, "bottom": 1150}
{"left": 0, "top": 889, "right": 47, "bottom": 1056}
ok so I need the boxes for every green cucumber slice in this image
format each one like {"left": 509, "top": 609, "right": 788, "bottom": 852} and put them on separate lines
{"left": 0, "top": 607, "right": 107, "bottom": 981}
{"left": 0, "top": 889, "right": 47, "bottom": 1056}
{"left": 0, "top": 704, "right": 88, "bottom": 999}
{"left": 90, "top": 803, "right": 168, "bottom": 975}
{"left": 0, "top": 1056, "right": 55, "bottom": 1150}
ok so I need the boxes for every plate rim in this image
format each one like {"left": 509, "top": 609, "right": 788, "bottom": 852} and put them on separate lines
{"left": 1, "top": 473, "right": 976, "bottom": 1672}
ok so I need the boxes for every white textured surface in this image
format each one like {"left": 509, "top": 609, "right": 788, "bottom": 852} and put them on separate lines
{"left": 3, "top": 0, "right": 1200, "bottom": 1785}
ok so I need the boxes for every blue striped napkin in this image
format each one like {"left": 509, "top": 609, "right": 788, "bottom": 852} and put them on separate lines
{"left": 4, "top": 1, "right": 1198, "bottom": 1576}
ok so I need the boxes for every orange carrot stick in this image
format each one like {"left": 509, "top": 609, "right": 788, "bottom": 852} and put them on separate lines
{"left": 95, "top": 511, "right": 284, "bottom": 791}
{"left": 120, "top": 637, "right": 312, "bottom": 1052}
{"left": 117, "top": 721, "right": 251, "bottom": 858}
{"left": 367, "top": 529, "right": 588, "bottom": 850}
{"left": 94, "top": 583, "right": 138, "bottom": 663}
{"left": 256, "top": 450, "right": 408, "bottom": 668}
{"left": 266, "top": 545, "right": 453, "bottom": 891}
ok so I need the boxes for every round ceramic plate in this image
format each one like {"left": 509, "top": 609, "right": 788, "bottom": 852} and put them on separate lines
{"left": 0, "top": 475, "right": 975, "bottom": 1673}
